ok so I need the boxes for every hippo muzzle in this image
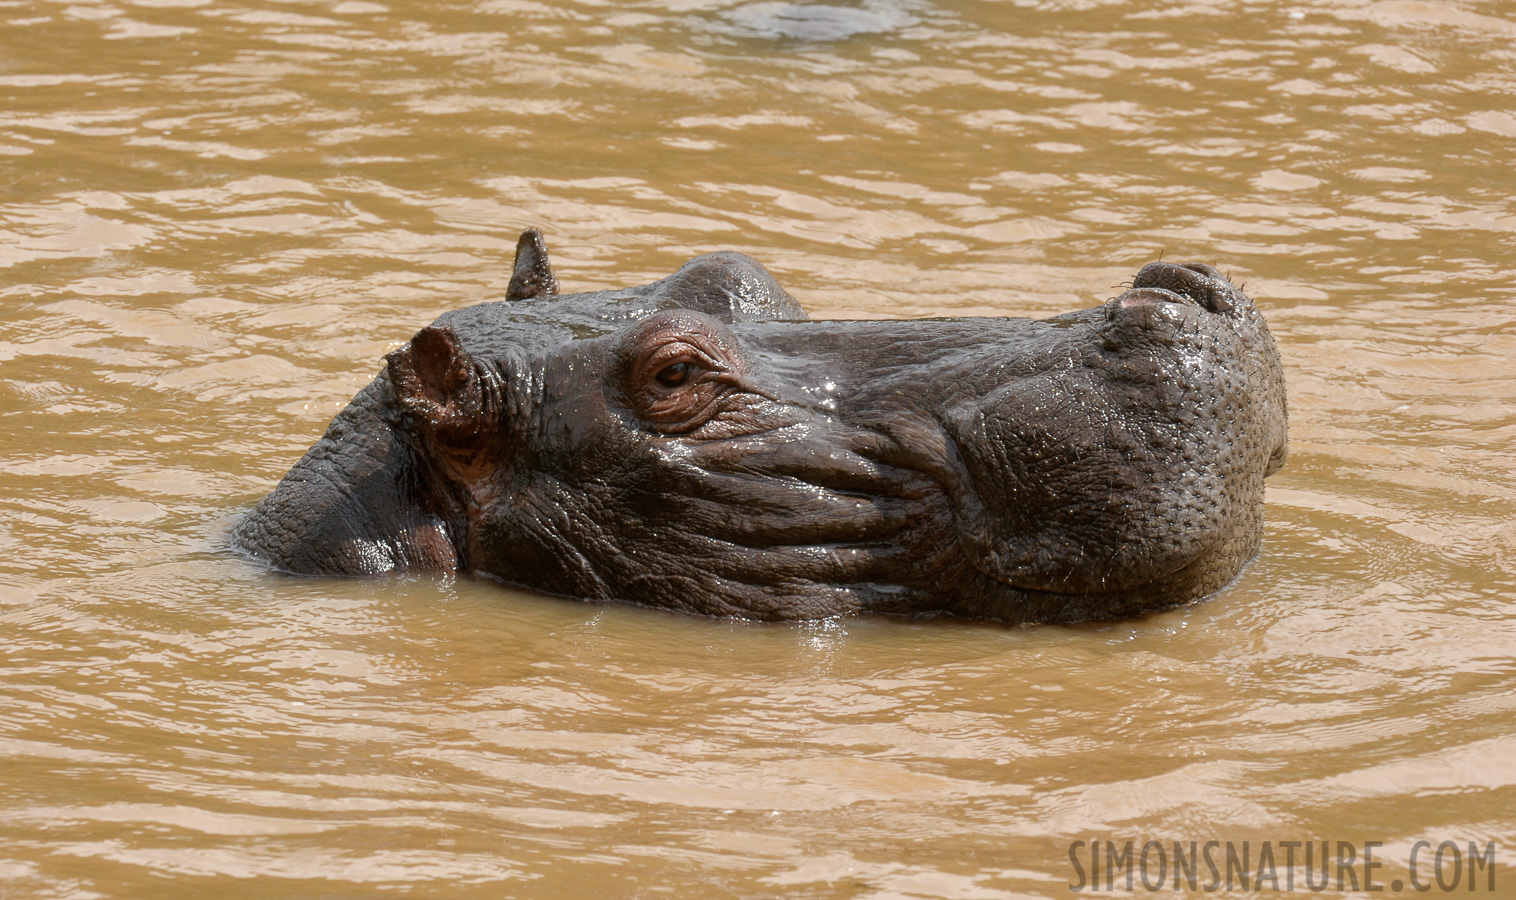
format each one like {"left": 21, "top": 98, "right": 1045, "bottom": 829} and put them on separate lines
{"left": 233, "top": 232, "right": 1287, "bottom": 624}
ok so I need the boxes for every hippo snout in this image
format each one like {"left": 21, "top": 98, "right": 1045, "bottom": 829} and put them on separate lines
{"left": 941, "top": 275, "right": 1272, "bottom": 600}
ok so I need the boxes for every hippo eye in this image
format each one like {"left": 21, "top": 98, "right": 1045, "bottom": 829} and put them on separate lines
{"left": 655, "top": 361, "right": 695, "bottom": 388}
{"left": 621, "top": 313, "right": 758, "bottom": 434}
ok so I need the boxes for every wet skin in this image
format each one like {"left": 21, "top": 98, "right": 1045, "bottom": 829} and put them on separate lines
{"left": 233, "top": 230, "right": 1288, "bottom": 624}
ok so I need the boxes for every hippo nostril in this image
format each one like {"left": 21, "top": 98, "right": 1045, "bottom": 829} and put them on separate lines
{"left": 1131, "top": 262, "right": 1234, "bottom": 313}
{"left": 1119, "top": 287, "right": 1189, "bottom": 308}
{"left": 1105, "top": 287, "right": 1196, "bottom": 333}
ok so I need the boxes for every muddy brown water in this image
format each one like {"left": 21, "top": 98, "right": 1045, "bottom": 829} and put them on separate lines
{"left": 2, "top": 0, "right": 1514, "bottom": 897}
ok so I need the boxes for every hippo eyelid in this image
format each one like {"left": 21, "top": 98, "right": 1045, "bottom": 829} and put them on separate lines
{"left": 635, "top": 341, "right": 777, "bottom": 403}
{"left": 655, "top": 361, "right": 695, "bottom": 387}
{"left": 637, "top": 339, "right": 727, "bottom": 388}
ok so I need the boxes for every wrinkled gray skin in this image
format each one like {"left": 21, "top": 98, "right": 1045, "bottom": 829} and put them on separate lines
{"left": 234, "top": 229, "right": 1288, "bottom": 624}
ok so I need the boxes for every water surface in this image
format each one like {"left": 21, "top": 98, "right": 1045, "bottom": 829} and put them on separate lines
{"left": 2, "top": 0, "right": 1514, "bottom": 896}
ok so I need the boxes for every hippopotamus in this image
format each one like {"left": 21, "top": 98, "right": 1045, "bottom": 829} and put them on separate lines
{"left": 233, "top": 230, "right": 1287, "bottom": 624}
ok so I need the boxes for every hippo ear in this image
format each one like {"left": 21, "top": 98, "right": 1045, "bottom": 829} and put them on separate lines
{"left": 384, "top": 326, "right": 497, "bottom": 472}
{"left": 505, "top": 227, "right": 559, "bottom": 301}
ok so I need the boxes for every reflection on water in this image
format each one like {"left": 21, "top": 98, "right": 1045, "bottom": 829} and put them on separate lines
{"left": 1, "top": 0, "right": 1513, "bottom": 895}
{"left": 722, "top": 2, "right": 919, "bottom": 41}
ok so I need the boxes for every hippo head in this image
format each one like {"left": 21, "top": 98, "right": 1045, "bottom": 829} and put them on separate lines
{"left": 234, "top": 230, "right": 1287, "bottom": 624}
